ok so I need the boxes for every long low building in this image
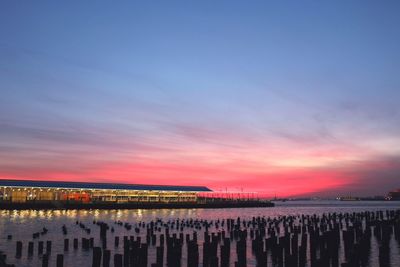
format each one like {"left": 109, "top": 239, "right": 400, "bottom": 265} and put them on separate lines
{"left": 0, "top": 179, "right": 212, "bottom": 203}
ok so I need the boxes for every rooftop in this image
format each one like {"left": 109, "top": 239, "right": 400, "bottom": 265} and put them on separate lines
{"left": 0, "top": 179, "right": 212, "bottom": 192}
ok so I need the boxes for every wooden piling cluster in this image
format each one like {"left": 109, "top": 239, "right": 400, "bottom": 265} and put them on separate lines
{"left": 1, "top": 209, "right": 399, "bottom": 266}
{"left": 0, "top": 249, "right": 15, "bottom": 267}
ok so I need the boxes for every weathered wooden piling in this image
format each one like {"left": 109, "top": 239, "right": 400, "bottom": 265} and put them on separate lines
{"left": 187, "top": 239, "right": 199, "bottom": 267}
{"left": 220, "top": 238, "right": 230, "bottom": 267}
{"left": 42, "top": 254, "right": 49, "bottom": 267}
{"left": 114, "top": 253, "right": 123, "bottom": 267}
{"left": 56, "top": 254, "right": 64, "bottom": 267}
{"left": 38, "top": 241, "right": 44, "bottom": 255}
{"left": 73, "top": 238, "right": 78, "bottom": 249}
{"left": 103, "top": 249, "right": 110, "bottom": 267}
{"left": 15, "top": 241, "right": 22, "bottom": 258}
{"left": 82, "top": 238, "right": 90, "bottom": 250}
{"left": 156, "top": 246, "right": 164, "bottom": 267}
{"left": 46, "top": 241, "right": 52, "bottom": 254}
{"left": 92, "top": 247, "right": 102, "bottom": 267}
{"left": 28, "top": 241, "right": 34, "bottom": 256}
{"left": 64, "top": 238, "right": 69, "bottom": 251}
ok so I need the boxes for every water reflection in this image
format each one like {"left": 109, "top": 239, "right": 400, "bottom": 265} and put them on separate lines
{"left": 0, "top": 201, "right": 399, "bottom": 267}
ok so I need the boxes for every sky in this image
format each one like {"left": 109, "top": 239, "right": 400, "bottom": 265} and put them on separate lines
{"left": 0, "top": 1, "right": 400, "bottom": 197}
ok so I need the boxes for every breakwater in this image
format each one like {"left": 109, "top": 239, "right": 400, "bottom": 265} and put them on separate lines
{"left": 0, "top": 200, "right": 274, "bottom": 210}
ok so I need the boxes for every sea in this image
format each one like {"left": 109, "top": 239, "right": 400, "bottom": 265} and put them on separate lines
{"left": 0, "top": 200, "right": 399, "bottom": 267}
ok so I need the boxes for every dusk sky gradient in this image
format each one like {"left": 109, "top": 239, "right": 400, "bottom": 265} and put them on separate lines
{"left": 1, "top": 1, "right": 400, "bottom": 197}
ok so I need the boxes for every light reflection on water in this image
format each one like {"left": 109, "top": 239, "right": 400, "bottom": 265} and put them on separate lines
{"left": 0, "top": 201, "right": 399, "bottom": 267}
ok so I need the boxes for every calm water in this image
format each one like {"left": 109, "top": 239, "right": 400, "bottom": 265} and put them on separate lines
{"left": 0, "top": 201, "right": 399, "bottom": 266}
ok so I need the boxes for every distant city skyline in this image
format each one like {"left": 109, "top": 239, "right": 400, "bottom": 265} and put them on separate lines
{"left": 1, "top": 1, "right": 400, "bottom": 197}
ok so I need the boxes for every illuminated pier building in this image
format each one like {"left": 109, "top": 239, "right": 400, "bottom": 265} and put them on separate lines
{"left": 0, "top": 179, "right": 212, "bottom": 204}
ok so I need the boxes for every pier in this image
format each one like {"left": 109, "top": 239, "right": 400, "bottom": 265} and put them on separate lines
{"left": 0, "top": 179, "right": 273, "bottom": 210}
{"left": 0, "top": 199, "right": 274, "bottom": 210}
